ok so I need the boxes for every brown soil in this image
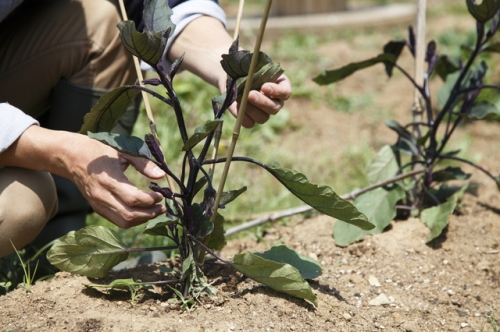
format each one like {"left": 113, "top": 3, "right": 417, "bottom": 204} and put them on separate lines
{"left": 2, "top": 3, "right": 500, "bottom": 332}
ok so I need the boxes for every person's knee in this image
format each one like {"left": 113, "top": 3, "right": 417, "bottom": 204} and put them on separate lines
{"left": 0, "top": 168, "right": 57, "bottom": 257}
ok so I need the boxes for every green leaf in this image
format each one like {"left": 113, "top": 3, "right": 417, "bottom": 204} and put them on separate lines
{"left": 382, "top": 40, "right": 406, "bottom": 77}
{"left": 181, "top": 120, "right": 223, "bottom": 152}
{"left": 254, "top": 245, "right": 322, "bottom": 280}
{"left": 88, "top": 132, "right": 152, "bottom": 159}
{"left": 220, "top": 187, "right": 247, "bottom": 206}
{"left": 495, "top": 175, "right": 500, "bottom": 190}
{"left": 143, "top": 215, "right": 179, "bottom": 237}
{"left": 181, "top": 253, "right": 217, "bottom": 297}
{"left": 85, "top": 278, "right": 138, "bottom": 290}
{"left": 263, "top": 163, "right": 373, "bottom": 230}
{"left": 421, "top": 194, "right": 458, "bottom": 243}
{"left": 313, "top": 53, "right": 396, "bottom": 85}
{"left": 117, "top": 21, "right": 166, "bottom": 67}
{"left": 432, "top": 167, "right": 471, "bottom": 182}
{"left": 367, "top": 145, "right": 399, "bottom": 184}
{"left": 333, "top": 187, "right": 405, "bottom": 246}
{"left": 482, "top": 40, "right": 500, "bottom": 53}
{"left": 433, "top": 55, "right": 460, "bottom": 81}
{"left": 47, "top": 226, "right": 129, "bottom": 278}
{"left": 231, "top": 252, "right": 318, "bottom": 307}
{"left": 221, "top": 51, "right": 272, "bottom": 79}
{"left": 143, "top": 0, "right": 175, "bottom": 35}
{"left": 79, "top": 86, "right": 140, "bottom": 134}
{"left": 206, "top": 213, "right": 227, "bottom": 251}
{"left": 466, "top": 0, "right": 500, "bottom": 23}
{"left": 235, "top": 62, "right": 284, "bottom": 100}
{"left": 465, "top": 101, "right": 500, "bottom": 120}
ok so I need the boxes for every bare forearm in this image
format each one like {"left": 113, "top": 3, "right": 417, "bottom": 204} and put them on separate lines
{"left": 167, "top": 15, "right": 231, "bottom": 91}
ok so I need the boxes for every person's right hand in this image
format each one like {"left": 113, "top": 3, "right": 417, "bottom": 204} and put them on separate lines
{"left": 64, "top": 133, "right": 168, "bottom": 228}
{"left": 1, "top": 125, "right": 167, "bottom": 228}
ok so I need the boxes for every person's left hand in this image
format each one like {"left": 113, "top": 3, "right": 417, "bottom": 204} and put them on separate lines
{"left": 228, "top": 74, "right": 292, "bottom": 128}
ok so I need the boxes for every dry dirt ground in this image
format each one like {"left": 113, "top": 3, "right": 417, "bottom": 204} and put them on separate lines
{"left": 2, "top": 3, "right": 500, "bottom": 332}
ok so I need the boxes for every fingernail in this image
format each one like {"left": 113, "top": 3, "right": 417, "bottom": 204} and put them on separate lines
{"left": 263, "top": 85, "right": 273, "bottom": 95}
{"left": 152, "top": 166, "right": 164, "bottom": 177}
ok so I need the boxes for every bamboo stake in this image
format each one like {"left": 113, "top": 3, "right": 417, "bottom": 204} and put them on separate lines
{"left": 197, "top": 0, "right": 273, "bottom": 263}
{"left": 211, "top": 0, "right": 274, "bottom": 223}
{"left": 412, "top": 0, "right": 427, "bottom": 138}
{"left": 208, "top": 0, "right": 246, "bottom": 179}
{"left": 117, "top": 0, "right": 176, "bottom": 191}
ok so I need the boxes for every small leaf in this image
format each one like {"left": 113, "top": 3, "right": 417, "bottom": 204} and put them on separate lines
{"left": 421, "top": 194, "right": 458, "bottom": 242}
{"left": 79, "top": 86, "right": 140, "bottom": 134}
{"left": 367, "top": 145, "right": 399, "bottom": 184}
{"left": 313, "top": 53, "right": 396, "bottom": 85}
{"left": 181, "top": 253, "right": 217, "bottom": 297}
{"left": 333, "top": 187, "right": 406, "bottom": 246}
{"left": 143, "top": 215, "right": 179, "bottom": 237}
{"left": 220, "top": 187, "right": 247, "bottom": 206}
{"left": 383, "top": 40, "right": 406, "bottom": 77}
{"left": 88, "top": 132, "right": 152, "bottom": 159}
{"left": 232, "top": 252, "right": 318, "bottom": 306}
{"left": 181, "top": 120, "right": 223, "bottom": 152}
{"left": 432, "top": 167, "right": 471, "bottom": 182}
{"left": 263, "top": 163, "right": 373, "bottom": 230}
{"left": 143, "top": 0, "right": 175, "bottom": 35}
{"left": 465, "top": 101, "right": 500, "bottom": 120}
{"left": 221, "top": 51, "right": 272, "bottom": 79}
{"left": 433, "top": 55, "right": 460, "bottom": 81}
{"left": 47, "top": 226, "right": 129, "bottom": 278}
{"left": 466, "top": 0, "right": 500, "bottom": 23}
{"left": 254, "top": 245, "right": 322, "bottom": 280}
{"left": 206, "top": 213, "right": 227, "bottom": 251}
{"left": 235, "top": 62, "right": 284, "bottom": 100}
{"left": 117, "top": 20, "right": 166, "bottom": 67}
{"left": 85, "top": 278, "right": 138, "bottom": 290}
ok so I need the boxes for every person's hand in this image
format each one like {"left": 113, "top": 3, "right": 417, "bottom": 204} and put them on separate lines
{"left": 228, "top": 74, "right": 292, "bottom": 128}
{"left": 67, "top": 136, "right": 168, "bottom": 228}
{"left": 0, "top": 125, "right": 167, "bottom": 229}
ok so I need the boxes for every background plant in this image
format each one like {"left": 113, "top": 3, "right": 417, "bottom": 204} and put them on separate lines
{"left": 314, "top": 0, "right": 500, "bottom": 246}
{"left": 46, "top": 0, "right": 374, "bottom": 306}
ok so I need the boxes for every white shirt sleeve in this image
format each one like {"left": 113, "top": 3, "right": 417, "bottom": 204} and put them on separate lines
{"left": 161, "top": 0, "right": 227, "bottom": 70}
{"left": 0, "top": 103, "right": 39, "bottom": 154}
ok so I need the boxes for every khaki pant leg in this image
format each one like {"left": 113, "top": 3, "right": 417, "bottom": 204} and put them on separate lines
{"left": 0, "top": 167, "right": 58, "bottom": 258}
{"left": 0, "top": 0, "right": 136, "bottom": 118}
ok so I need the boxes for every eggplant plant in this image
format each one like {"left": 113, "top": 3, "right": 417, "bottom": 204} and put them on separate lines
{"left": 314, "top": 0, "right": 500, "bottom": 246}
{"left": 46, "top": 0, "right": 373, "bottom": 306}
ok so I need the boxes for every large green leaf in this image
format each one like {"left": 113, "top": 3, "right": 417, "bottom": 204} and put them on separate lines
{"left": 367, "top": 145, "right": 399, "bottom": 184}
{"left": 263, "top": 163, "right": 373, "bottom": 230}
{"left": 313, "top": 53, "right": 396, "bottom": 85}
{"left": 79, "top": 86, "right": 140, "bottom": 134}
{"left": 254, "top": 245, "right": 321, "bottom": 280}
{"left": 333, "top": 187, "right": 405, "bottom": 246}
{"left": 181, "top": 120, "right": 223, "bottom": 152}
{"left": 466, "top": 0, "right": 500, "bottom": 22}
{"left": 231, "top": 251, "right": 318, "bottom": 307}
{"left": 88, "top": 132, "right": 152, "bottom": 159}
{"left": 421, "top": 194, "right": 458, "bottom": 243}
{"left": 47, "top": 226, "right": 129, "bottom": 278}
